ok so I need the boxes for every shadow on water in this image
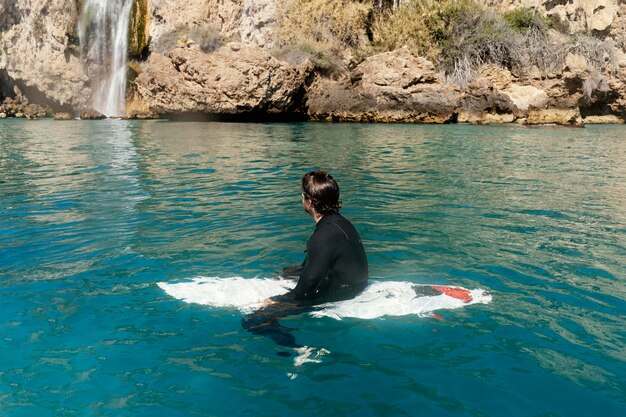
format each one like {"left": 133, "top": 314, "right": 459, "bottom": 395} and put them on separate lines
{"left": 161, "top": 111, "right": 308, "bottom": 123}
{"left": 241, "top": 301, "right": 314, "bottom": 350}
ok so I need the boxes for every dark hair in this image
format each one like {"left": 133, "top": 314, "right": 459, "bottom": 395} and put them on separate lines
{"left": 302, "top": 170, "right": 341, "bottom": 215}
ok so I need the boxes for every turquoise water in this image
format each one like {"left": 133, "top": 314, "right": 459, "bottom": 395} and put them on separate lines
{"left": 1, "top": 119, "right": 625, "bottom": 416}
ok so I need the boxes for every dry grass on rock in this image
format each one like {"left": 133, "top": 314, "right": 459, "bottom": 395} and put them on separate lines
{"left": 152, "top": 23, "right": 225, "bottom": 55}
{"left": 272, "top": 0, "right": 372, "bottom": 74}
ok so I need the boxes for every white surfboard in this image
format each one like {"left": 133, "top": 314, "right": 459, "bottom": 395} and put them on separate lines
{"left": 158, "top": 277, "right": 492, "bottom": 320}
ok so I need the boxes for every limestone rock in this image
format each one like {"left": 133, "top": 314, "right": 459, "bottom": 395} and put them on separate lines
{"left": 479, "top": 64, "right": 513, "bottom": 90}
{"left": 134, "top": 42, "right": 311, "bottom": 117}
{"left": 241, "top": 0, "right": 277, "bottom": 47}
{"left": 525, "top": 108, "right": 583, "bottom": 126}
{"left": 0, "top": 97, "right": 51, "bottom": 119}
{"left": 504, "top": 84, "right": 549, "bottom": 113}
{"left": 607, "top": 69, "right": 626, "bottom": 117}
{"left": 457, "top": 111, "right": 517, "bottom": 124}
{"left": 0, "top": 1, "right": 89, "bottom": 109}
{"left": 80, "top": 108, "right": 106, "bottom": 120}
{"left": 461, "top": 77, "right": 518, "bottom": 115}
{"left": 581, "top": 0, "right": 619, "bottom": 32}
{"left": 529, "top": 54, "right": 593, "bottom": 110}
{"left": 149, "top": 0, "right": 276, "bottom": 49}
{"left": 476, "top": 0, "right": 621, "bottom": 33}
{"left": 308, "top": 48, "right": 460, "bottom": 123}
{"left": 352, "top": 47, "right": 440, "bottom": 88}
{"left": 54, "top": 112, "right": 74, "bottom": 120}
{"left": 2, "top": 0, "right": 624, "bottom": 123}
{"left": 563, "top": 53, "right": 591, "bottom": 80}
{"left": 125, "top": 98, "right": 158, "bottom": 120}
{"left": 582, "top": 114, "right": 624, "bottom": 124}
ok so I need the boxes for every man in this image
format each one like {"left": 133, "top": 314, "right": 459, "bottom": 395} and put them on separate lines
{"left": 242, "top": 170, "right": 368, "bottom": 348}
{"left": 278, "top": 169, "right": 368, "bottom": 302}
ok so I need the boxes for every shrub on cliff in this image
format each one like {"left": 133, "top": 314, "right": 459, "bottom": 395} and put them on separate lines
{"left": 272, "top": 0, "right": 372, "bottom": 73}
{"left": 275, "top": 0, "right": 372, "bottom": 49}
{"left": 565, "top": 34, "right": 620, "bottom": 73}
{"left": 152, "top": 23, "right": 224, "bottom": 54}
{"left": 369, "top": 2, "right": 587, "bottom": 85}
{"left": 371, "top": 0, "right": 520, "bottom": 85}
{"left": 501, "top": 8, "right": 556, "bottom": 72}
{"left": 504, "top": 8, "right": 549, "bottom": 33}
{"left": 152, "top": 25, "right": 186, "bottom": 54}
{"left": 504, "top": 7, "right": 569, "bottom": 35}
{"left": 272, "top": 41, "right": 344, "bottom": 75}
{"left": 189, "top": 24, "right": 224, "bottom": 53}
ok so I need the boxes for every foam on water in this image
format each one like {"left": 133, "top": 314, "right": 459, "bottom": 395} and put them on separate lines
{"left": 158, "top": 277, "right": 492, "bottom": 319}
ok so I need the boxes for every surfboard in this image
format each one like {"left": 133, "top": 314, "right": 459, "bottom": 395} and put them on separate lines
{"left": 158, "top": 277, "right": 492, "bottom": 320}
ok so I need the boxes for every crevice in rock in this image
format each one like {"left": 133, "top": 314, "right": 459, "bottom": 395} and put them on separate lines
{"left": 580, "top": 101, "right": 613, "bottom": 117}
{"left": 0, "top": 69, "right": 16, "bottom": 101}
{"left": 12, "top": 79, "right": 74, "bottom": 113}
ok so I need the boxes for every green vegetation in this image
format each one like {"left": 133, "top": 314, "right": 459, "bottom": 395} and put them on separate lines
{"left": 128, "top": 0, "right": 149, "bottom": 58}
{"left": 370, "top": 0, "right": 522, "bottom": 85}
{"left": 269, "top": 0, "right": 620, "bottom": 87}
{"left": 504, "top": 8, "right": 549, "bottom": 33}
{"left": 127, "top": 60, "right": 142, "bottom": 85}
{"left": 503, "top": 7, "right": 569, "bottom": 34}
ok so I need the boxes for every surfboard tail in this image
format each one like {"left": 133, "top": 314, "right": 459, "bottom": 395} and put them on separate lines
{"left": 431, "top": 285, "right": 473, "bottom": 303}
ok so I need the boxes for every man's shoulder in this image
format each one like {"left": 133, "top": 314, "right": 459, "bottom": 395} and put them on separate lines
{"left": 314, "top": 214, "right": 355, "bottom": 239}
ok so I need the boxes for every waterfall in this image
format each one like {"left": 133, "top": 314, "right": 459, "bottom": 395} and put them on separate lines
{"left": 78, "top": 0, "right": 133, "bottom": 118}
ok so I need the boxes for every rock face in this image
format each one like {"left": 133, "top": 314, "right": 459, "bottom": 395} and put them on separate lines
{"left": 0, "top": 96, "right": 52, "bottom": 119}
{"left": 506, "top": 85, "right": 549, "bottom": 112}
{"left": 134, "top": 42, "right": 312, "bottom": 118}
{"left": 53, "top": 112, "right": 74, "bottom": 120}
{"left": 526, "top": 108, "right": 583, "bottom": 126}
{"left": 308, "top": 48, "right": 460, "bottom": 123}
{"left": 477, "top": 0, "right": 623, "bottom": 34}
{"left": 79, "top": 108, "right": 106, "bottom": 120}
{"left": 149, "top": 0, "right": 276, "bottom": 48}
{"left": 0, "top": 0, "right": 88, "bottom": 109}
{"left": 461, "top": 77, "right": 518, "bottom": 115}
{"left": 0, "top": 0, "right": 624, "bottom": 124}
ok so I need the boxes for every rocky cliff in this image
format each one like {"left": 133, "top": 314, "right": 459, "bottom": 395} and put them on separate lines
{"left": 1, "top": 0, "right": 625, "bottom": 124}
{"left": 0, "top": 0, "right": 87, "bottom": 110}
{"left": 478, "top": 0, "right": 625, "bottom": 34}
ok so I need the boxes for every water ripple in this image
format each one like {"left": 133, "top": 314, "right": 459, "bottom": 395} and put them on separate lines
{"left": 1, "top": 120, "right": 625, "bottom": 416}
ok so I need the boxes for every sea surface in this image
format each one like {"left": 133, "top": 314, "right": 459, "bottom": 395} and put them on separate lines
{"left": 1, "top": 119, "right": 625, "bottom": 416}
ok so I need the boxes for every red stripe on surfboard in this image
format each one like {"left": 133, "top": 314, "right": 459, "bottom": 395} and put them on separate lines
{"left": 432, "top": 286, "right": 473, "bottom": 303}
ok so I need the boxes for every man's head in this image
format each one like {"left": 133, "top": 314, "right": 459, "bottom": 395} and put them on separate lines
{"left": 301, "top": 170, "right": 341, "bottom": 216}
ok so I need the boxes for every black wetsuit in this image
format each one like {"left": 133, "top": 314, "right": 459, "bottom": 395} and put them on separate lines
{"left": 286, "top": 213, "right": 368, "bottom": 302}
{"left": 243, "top": 213, "right": 368, "bottom": 348}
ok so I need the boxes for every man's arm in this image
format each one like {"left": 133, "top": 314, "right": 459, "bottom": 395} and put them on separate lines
{"left": 288, "top": 231, "right": 336, "bottom": 300}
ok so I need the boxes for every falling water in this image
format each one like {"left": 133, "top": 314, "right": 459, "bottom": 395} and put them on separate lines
{"left": 78, "top": 0, "right": 133, "bottom": 117}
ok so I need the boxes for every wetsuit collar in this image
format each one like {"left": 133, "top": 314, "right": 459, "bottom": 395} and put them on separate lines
{"left": 315, "top": 213, "right": 341, "bottom": 229}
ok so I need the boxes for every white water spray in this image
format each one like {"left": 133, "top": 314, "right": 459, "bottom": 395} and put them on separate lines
{"left": 78, "top": 0, "right": 133, "bottom": 117}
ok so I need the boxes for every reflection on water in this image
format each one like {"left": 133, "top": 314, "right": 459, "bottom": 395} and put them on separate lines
{"left": 1, "top": 120, "right": 625, "bottom": 416}
{"left": 1, "top": 120, "right": 147, "bottom": 282}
